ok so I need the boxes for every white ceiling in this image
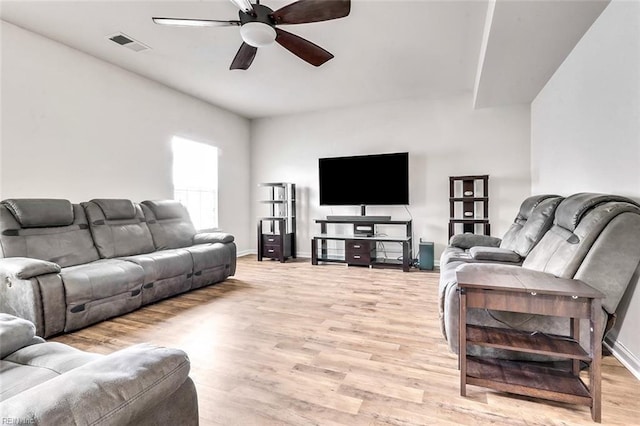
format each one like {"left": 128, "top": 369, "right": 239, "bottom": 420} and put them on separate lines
{"left": 0, "top": 0, "right": 609, "bottom": 118}
{"left": 474, "top": 0, "right": 609, "bottom": 108}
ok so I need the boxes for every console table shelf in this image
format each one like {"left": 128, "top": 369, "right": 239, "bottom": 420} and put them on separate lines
{"left": 466, "top": 325, "right": 591, "bottom": 361}
{"left": 311, "top": 218, "right": 412, "bottom": 272}
{"left": 466, "top": 357, "right": 592, "bottom": 405}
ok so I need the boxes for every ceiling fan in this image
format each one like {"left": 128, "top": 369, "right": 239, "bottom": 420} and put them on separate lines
{"left": 153, "top": 0, "right": 351, "bottom": 70}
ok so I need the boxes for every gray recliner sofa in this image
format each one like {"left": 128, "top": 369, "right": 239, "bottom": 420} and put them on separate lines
{"left": 0, "top": 314, "right": 198, "bottom": 425}
{"left": 0, "top": 198, "right": 236, "bottom": 338}
{"left": 439, "top": 193, "right": 640, "bottom": 357}
{"left": 441, "top": 194, "right": 563, "bottom": 266}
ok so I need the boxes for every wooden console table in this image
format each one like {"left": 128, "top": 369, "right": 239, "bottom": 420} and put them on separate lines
{"left": 457, "top": 267, "right": 604, "bottom": 422}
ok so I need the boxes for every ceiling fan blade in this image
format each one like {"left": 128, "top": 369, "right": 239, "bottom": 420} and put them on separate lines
{"left": 272, "top": 0, "right": 350, "bottom": 25}
{"left": 230, "top": 42, "right": 258, "bottom": 70}
{"left": 152, "top": 17, "right": 240, "bottom": 27}
{"left": 275, "top": 28, "right": 334, "bottom": 67}
{"left": 228, "top": 0, "right": 254, "bottom": 14}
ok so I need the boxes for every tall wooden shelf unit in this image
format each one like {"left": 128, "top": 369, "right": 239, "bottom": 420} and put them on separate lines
{"left": 257, "top": 183, "right": 296, "bottom": 262}
{"left": 449, "top": 175, "right": 490, "bottom": 239}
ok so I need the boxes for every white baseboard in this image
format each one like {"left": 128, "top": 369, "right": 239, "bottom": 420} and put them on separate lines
{"left": 237, "top": 249, "right": 255, "bottom": 257}
{"left": 604, "top": 337, "right": 640, "bottom": 380}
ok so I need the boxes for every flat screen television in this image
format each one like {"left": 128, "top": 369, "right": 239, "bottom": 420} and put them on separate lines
{"left": 319, "top": 152, "right": 409, "bottom": 206}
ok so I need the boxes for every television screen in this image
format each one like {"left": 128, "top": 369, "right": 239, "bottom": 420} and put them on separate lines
{"left": 319, "top": 152, "right": 409, "bottom": 205}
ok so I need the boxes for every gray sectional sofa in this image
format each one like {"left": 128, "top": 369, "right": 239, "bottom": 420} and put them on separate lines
{"left": 0, "top": 313, "right": 198, "bottom": 425}
{"left": 0, "top": 198, "right": 236, "bottom": 338}
{"left": 439, "top": 193, "right": 640, "bottom": 357}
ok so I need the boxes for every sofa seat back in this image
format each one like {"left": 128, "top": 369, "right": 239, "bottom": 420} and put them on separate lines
{"left": 83, "top": 199, "right": 155, "bottom": 259}
{"left": 523, "top": 193, "right": 640, "bottom": 314}
{"left": 499, "top": 195, "right": 563, "bottom": 257}
{"left": 141, "top": 200, "right": 197, "bottom": 250}
{"left": 441, "top": 194, "right": 562, "bottom": 266}
{"left": 0, "top": 199, "right": 99, "bottom": 267}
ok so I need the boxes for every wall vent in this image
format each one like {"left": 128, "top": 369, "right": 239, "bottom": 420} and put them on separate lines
{"left": 107, "top": 32, "right": 151, "bottom": 52}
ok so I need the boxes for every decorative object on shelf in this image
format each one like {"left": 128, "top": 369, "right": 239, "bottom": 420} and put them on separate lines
{"left": 257, "top": 182, "right": 296, "bottom": 262}
{"left": 311, "top": 217, "right": 412, "bottom": 272}
{"left": 449, "top": 175, "right": 490, "bottom": 239}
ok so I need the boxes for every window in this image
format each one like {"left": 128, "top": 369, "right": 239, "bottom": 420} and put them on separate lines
{"left": 171, "top": 136, "right": 218, "bottom": 230}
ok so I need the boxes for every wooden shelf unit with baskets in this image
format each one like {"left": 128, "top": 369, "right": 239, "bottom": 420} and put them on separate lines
{"left": 449, "top": 175, "right": 490, "bottom": 239}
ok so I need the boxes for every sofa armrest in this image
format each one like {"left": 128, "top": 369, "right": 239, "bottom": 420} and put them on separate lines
{"left": 193, "top": 232, "right": 234, "bottom": 244}
{"left": 469, "top": 246, "right": 522, "bottom": 263}
{"left": 449, "top": 234, "right": 501, "bottom": 249}
{"left": 0, "top": 257, "right": 61, "bottom": 280}
{"left": 0, "top": 343, "right": 191, "bottom": 426}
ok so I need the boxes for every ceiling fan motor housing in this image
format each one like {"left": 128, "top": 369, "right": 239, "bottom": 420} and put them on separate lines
{"left": 239, "top": 4, "right": 277, "bottom": 47}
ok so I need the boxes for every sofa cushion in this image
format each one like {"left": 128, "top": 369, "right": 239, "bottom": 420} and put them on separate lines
{"left": 83, "top": 200, "right": 155, "bottom": 258}
{"left": 61, "top": 259, "right": 145, "bottom": 332}
{"left": 122, "top": 249, "right": 194, "bottom": 304}
{"left": 0, "top": 359, "right": 59, "bottom": 403}
{"left": 1, "top": 342, "right": 100, "bottom": 401}
{"left": 143, "top": 200, "right": 188, "bottom": 221}
{"left": 122, "top": 250, "right": 193, "bottom": 284}
{"left": 92, "top": 199, "right": 137, "bottom": 220}
{"left": 2, "top": 199, "right": 74, "bottom": 228}
{"left": 0, "top": 203, "right": 100, "bottom": 267}
{"left": 141, "top": 201, "right": 196, "bottom": 250}
{"left": 501, "top": 196, "right": 563, "bottom": 257}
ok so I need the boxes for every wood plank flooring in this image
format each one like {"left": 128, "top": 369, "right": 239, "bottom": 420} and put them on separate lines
{"left": 53, "top": 256, "right": 640, "bottom": 425}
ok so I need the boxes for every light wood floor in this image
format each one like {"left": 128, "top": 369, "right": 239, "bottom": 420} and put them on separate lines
{"left": 53, "top": 256, "right": 640, "bottom": 425}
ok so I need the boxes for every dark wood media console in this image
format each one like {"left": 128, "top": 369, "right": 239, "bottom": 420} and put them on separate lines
{"left": 311, "top": 218, "right": 412, "bottom": 272}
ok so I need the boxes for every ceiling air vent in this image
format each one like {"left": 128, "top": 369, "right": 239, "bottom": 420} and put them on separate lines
{"left": 107, "top": 33, "right": 150, "bottom": 52}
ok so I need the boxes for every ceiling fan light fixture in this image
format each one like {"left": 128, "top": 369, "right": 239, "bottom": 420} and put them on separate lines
{"left": 240, "top": 22, "right": 276, "bottom": 47}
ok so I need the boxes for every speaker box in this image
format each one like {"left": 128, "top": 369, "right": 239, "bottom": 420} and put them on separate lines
{"left": 419, "top": 241, "right": 434, "bottom": 270}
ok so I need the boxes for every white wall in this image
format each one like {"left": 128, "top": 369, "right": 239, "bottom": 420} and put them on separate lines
{"left": 251, "top": 94, "right": 531, "bottom": 260}
{"left": 531, "top": 0, "right": 640, "bottom": 377}
{"left": 0, "top": 21, "right": 252, "bottom": 253}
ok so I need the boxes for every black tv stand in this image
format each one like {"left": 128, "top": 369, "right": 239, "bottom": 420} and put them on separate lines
{"left": 311, "top": 217, "right": 413, "bottom": 272}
